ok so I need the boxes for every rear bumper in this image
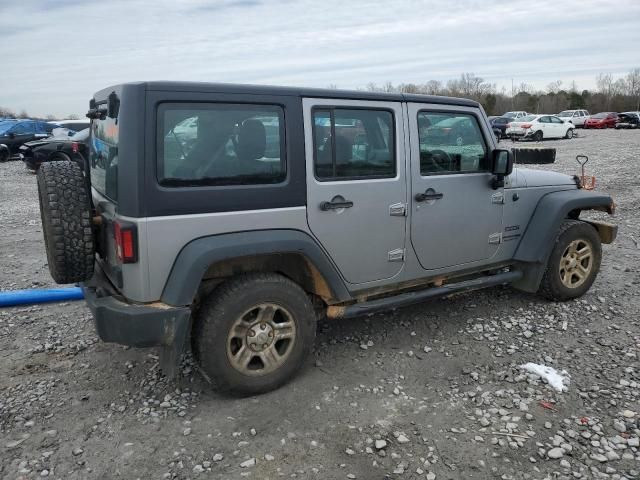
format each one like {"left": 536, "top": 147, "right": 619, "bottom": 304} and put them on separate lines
{"left": 82, "top": 265, "right": 191, "bottom": 348}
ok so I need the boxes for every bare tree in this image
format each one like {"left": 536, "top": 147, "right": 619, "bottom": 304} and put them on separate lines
{"left": 626, "top": 68, "right": 640, "bottom": 110}
{"left": 18, "top": 110, "right": 29, "bottom": 119}
{"left": 596, "top": 73, "right": 614, "bottom": 109}
{"left": 421, "top": 80, "right": 442, "bottom": 95}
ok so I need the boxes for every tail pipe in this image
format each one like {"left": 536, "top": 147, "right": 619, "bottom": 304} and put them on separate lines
{"left": 0, "top": 287, "right": 84, "bottom": 307}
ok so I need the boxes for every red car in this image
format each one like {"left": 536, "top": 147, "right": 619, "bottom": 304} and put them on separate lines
{"left": 584, "top": 112, "right": 618, "bottom": 129}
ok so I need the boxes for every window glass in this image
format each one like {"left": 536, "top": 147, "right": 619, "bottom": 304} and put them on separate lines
{"left": 12, "top": 122, "right": 35, "bottom": 134}
{"left": 550, "top": 116, "right": 563, "bottom": 124}
{"left": 313, "top": 108, "right": 395, "bottom": 180}
{"left": 418, "top": 112, "right": 488, "bottom": 175}
{"left": 158, "top": 104, "right": 286, "bottom": 186}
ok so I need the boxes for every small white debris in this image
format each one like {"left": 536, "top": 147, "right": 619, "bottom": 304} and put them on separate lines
{"left": 345, "top": 448, "right": 355, "bottom": 455}
{"left": 520, "top": 363, "right": 570, "bottom": 392}
{"left": 264, "top": 453, "right": 275, "bottom": 461}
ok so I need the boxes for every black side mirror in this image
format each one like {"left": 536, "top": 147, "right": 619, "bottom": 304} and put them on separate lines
{"left": 491, "top": 149, "right": 513, "bottom": 189}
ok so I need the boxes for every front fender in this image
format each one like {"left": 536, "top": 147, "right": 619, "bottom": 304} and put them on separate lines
{"left": 160, "top": 229, "right": 351, "bottom": 306}
{"left": 511, "top": 189, "right": 615, "bottom": 292}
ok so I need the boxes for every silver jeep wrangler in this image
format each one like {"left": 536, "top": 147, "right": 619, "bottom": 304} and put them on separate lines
{"left": 36, "top": 82, "right": 617, "bottom": 395}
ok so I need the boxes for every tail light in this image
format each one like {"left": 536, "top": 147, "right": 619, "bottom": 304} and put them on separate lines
{"left": 506, "top": 123, "right": 511, "bottom": 128}
{"left": 114, "top": 221, "right": 138, "bottom": 264}
{"left": 71, "top": 142, "right": 79, "bottom": 154}
{"left": 521, "top": 123, "right": 532, "bottom": 129}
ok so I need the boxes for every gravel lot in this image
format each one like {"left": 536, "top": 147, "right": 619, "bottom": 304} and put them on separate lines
{"left": 1, "top": 129, "right": 639, "bottom": 480}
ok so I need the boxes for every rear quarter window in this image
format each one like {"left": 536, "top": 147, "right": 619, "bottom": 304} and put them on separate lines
{"left": 90, "top": 117, "right": 119, "bottom": 200}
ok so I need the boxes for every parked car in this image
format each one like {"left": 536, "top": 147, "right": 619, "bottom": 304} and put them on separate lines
{"left": 615, "top": 112, "right": 640, "bottom": 129}
{"left": 20, "top": 128, "right": 90, "bottom": 171}
{"left": 48, "top": 119, "right": 91, "bottom": 132}
{"left": 489, "top": 116, "right": 511, "bottom": 138}
{"left": 0, "top": 119, "right": 53, "bottom": 161}
{"left": 557, "top": 109, "right": 590, "bottom": 127}
{"left": 503, "top": 111, "right": 530, "bottom": 119}
{"left": 506, "top": 114, "right": 575, "bottom": 141}
{"left": 35, "top": 82, "right": 616, "bottom": 395}
{"left": 584, "top": 112, "right": 618, "bottom": 129}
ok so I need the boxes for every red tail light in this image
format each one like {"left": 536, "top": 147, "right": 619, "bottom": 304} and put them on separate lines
{"left": 114, "top": 221, "right": 138, "bottom": 264}
{"left": 521, "top": 123, "right": 532, "bottom": 129}
{"left": 71, "top": 142, "right": 79, "bottom": 154}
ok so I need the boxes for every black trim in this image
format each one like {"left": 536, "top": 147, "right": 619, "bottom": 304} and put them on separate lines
{"left": 160, "top": 230, "right": 352, "bottom": 306}
{"left": 143, "top": 92, "right": 306, "bottom": 216}
{"left": 416, "top": 109, "right": 490, "bottom": 177}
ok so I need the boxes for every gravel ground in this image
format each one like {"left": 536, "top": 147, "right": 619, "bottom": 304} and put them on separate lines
{"left": 1, "top": 129, "right": 639, "bottom": 480}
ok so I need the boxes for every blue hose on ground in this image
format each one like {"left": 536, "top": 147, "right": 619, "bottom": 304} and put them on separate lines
{"left": 0, "top": 287, "right": 84, "bottom": 307}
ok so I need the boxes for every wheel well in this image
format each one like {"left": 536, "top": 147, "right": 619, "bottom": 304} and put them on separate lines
{"left": 50, "top": 152, "right": 71, "bottom": 161}
{"left": 198, "top": 253, "right": 334, "bottom": 303}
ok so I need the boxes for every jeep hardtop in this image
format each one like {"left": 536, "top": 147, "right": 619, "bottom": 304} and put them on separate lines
{"left": 36, "top": 81, "right": 617, "bottom": 394}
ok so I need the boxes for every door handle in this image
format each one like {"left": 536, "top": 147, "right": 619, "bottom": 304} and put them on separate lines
{"left": 414, "top": 190, "right": 444, "bottom": 202}
{"left": 319, "top": 200, "right": 354, "bottom": 211}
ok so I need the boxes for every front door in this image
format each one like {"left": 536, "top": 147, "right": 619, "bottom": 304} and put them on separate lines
{"left": 408, "top": 104, "right": 503, "bottom": 270}
{"left": 304, "top": 98, "right": 407, "bottom": 285}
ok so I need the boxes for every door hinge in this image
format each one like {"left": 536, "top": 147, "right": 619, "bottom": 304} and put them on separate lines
{"left": 488, "top": 232, "right": 503, "bottom": 244}
{"left": 388, "top": 248, "right": 405, "bottom": 262}
{"left": 491, "top": 192, "right": 505, "bottom": 204}
{"left": 389, "top": 202, "right": 407, "bottom": 216}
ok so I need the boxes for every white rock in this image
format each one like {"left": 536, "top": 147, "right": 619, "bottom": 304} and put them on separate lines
{"left": 547, "top": 447, "right": 564, "bottom": 459}
{"left": 375, "top": 440, "right": 387, "bottom": 450}
{"left": 426, "top": 472, "right": 436, "bottom": 480}
{"left": 264, "top": 454, "right": 275, "bottom": 461}
{"left": 240, "top": 458, "right": 256, "bottom": 468}
{"left": 213, "top": 453, "right": 224, "bottom": 462}
{"left": 397, "top": 434, "right": 410, "bottom": 444}
{"left": 345, "top": 448, "right": 355, "bottom": 455}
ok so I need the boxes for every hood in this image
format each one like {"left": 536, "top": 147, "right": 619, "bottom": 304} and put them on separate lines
{"left": 513, "top": 168, "right": 577, "bottom": 188}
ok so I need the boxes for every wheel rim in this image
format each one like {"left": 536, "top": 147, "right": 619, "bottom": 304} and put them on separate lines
{"left": 567, "top": 129, "right": 573, "bottom": 138}
{"left": 226, "top": 303, "right": 297, "bottom": 376}
{"left": 559, "top": 239, "right": 593, "bottom": 288}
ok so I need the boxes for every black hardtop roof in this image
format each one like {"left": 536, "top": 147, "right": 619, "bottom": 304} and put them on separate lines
{"left": 101, "top": 81, "right": 480, "bottom": 108}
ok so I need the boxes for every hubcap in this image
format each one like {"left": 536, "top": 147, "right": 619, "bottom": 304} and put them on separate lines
{"left": 227, "top": 303, "right": 296, "bottom": 376}
{"left": 559, "top": 239, "right": 593, "bottom": 288}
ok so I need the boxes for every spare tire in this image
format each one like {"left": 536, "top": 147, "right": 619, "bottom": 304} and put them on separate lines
{"left": 37, "top": 161, "right": 95, "bottom": 284}
{"left": 512, "top": 147, "right": 556, "bottom": 164}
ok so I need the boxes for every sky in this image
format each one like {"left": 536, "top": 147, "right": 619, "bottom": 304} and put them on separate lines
{"left": 1, "top": 0, "right": 639, "bottom": 117}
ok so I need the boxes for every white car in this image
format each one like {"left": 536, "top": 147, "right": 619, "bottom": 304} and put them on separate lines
{"left": 503, "top": 111, "right": 530, "bottom": 119}
{"left": 506, "top": 114, "right": 575, "bottom": 141}
{"left": 557, "top": 109, "right": 590, "bottom": 127}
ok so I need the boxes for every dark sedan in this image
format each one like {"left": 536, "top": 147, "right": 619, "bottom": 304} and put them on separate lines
{"left": 20, "top": 128, "right": 89, "bottom": 171}
{"left": 615, "top": 112, "right": 640, "bottom": 129}
{"left": 0, "top": 119, "right": 55, "bottom": 161}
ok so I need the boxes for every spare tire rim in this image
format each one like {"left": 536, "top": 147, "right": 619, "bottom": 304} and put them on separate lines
{"left": 227, "top": 303, "right": 297, "bottom": 376}
{"left": 559, "top": 239, "right": 593, "bottom": 288}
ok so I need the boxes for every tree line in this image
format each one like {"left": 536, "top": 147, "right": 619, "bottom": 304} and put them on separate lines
{"left": 360, "top": 68, "right": 640, "bottom": 116}
{"left": 0, "top": 108, "right": 80, "bottom": 121}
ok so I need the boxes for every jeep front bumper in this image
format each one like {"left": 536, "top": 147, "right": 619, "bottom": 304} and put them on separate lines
{"left": 82, "top": 264, "right": 191, "bottom": 349}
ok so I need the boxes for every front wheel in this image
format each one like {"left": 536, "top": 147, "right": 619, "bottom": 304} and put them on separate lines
{"left": 538, "top": 220, "right": 601, "bottom": 301}
{"left": 193, "top": 273, "right": 317, "bottom": 395}
{"left": 0, "top": 148, "right": 8, "bottom": 162}
{"left": 565, "top": 128, "right": 574, "bottom": 139}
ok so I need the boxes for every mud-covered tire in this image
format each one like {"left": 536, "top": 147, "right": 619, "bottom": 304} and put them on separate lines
{"left": 538, "top": 220, "right": 601, "bottom": 301}
{"left": 37, "top": 161, "right": 94, "bottom": 284}
{"left": 193, "top": 273, "right": 317, "bottom": 396}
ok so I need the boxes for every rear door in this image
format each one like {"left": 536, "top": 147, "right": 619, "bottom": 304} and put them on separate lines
{"left": 304, "top": 98, "right": 407, "bottom": 285}
{"left": 408, "top": 104, "right": 503, "bottom": 270}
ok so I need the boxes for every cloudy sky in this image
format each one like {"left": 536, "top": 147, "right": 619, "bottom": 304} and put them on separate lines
{"left": 1, "top": 0, "right": 639, "bottom": 117}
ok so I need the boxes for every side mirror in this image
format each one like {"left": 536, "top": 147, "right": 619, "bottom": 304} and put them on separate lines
{"left": 491, "top": 149, "right": 513, "bottom": 189}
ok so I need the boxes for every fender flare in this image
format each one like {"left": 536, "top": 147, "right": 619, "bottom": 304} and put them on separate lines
{"left": 160, "top": 229, "right": 351, "bottom": 306}
{"left": 511, "top": 189, "right": 614, "bottom": 292}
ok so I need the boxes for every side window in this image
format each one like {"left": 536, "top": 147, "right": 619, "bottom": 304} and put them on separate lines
{"left": 550, "top": 116, "right": 563, "bottom": 124}
{"left": 12, "top": 122, "right": 35, "bottom": 134}
{"left": 418, "top": 112, "right": 488, "bottom": 175}
{"left": 158, "top": 103, "right": 286, "bottom": 186}
{"left": 313, "top": 108, "right": 395, "bottom": 180}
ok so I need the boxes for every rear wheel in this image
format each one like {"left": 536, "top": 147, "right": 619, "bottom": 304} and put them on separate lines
{"left": 0, "top": 148, "right": 8, "bottom": 162}
{"left": 37, "top": 161, "right": 95, "bottom": 284}
{"left": 193, "top": 273, "right": 317, "bottom": 395}
{"left": 538, "top": 220, "right": 601, "bottom": 301}
{"left": 533, "top": 130, "right": 543, "bottom": 142}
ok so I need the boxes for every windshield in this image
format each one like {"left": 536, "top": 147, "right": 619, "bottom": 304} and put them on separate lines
{"left": 503, "top": 112, "right": 518, "bottom": 118}
{"left": 558, "top": 111, "right": 573, "bottom": 117}
{"left": 592, "top": 113, "right": 608, "bottom": 119}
